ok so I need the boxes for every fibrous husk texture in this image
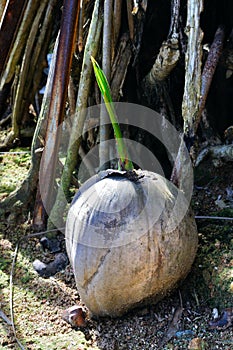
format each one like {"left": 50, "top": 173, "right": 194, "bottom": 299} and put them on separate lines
{"left": 66, "top": 170, "right": 198, "bottom": 317}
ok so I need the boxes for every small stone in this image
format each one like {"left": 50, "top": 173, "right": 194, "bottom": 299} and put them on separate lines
{"left": 188, "top": 337, "right": 205, "bottom": 350}
{"left": 62, "top": 305, "right": 87, "bottom": 328}
{"left": 33, "top": 253, "right": 68, "bottom": 277}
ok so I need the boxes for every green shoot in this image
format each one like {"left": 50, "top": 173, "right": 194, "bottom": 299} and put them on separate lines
{"left": 91, "top": 56, "right": 134, "bottom": 171}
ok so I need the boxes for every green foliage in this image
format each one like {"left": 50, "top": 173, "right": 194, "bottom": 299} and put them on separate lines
{"left": 91, "top": 56, "right": 134, "bottom": 171}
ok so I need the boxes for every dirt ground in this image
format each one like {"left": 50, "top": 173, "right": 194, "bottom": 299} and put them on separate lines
{"left": 0, "top": 153, "right": 233, "bottom": 349}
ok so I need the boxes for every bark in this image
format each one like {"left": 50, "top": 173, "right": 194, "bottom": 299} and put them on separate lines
{"left": 11, "top": 0, "right": 48, "bottom": 139}
{"left": 143, "top": 0, "right": 180, "bottom": 86}
{"left": 0, "top": 0, "right": 42, "bottom": 89}
{"left": 171, "top": 0, "right": 204, "bottom": 187}
{"left": 0, "top": 0, "right": 27, "bottom": 74}
{"left": 0, "top": 0, "right": 57, "bottom": 150}
{"left": 111, "top": 32, "right": 132, "bottom": 101}
{"left": 195, "top": 144, "right": 233, "bottom": 167}
{"left": 127, "top": 0, "right": 134, "bottom": 41}
{"left": 144, "top": 38, "right": 180, "bottom": 83}
{"left": 48, "top": 0, "right": 103, "bottom": 229}
{"left": 182, "top": 0, "right": 204, "bottom": 145}
{"left": 113, "top": 0, "right": 122, "bottom": 48}
{"left": 196, "top": 26, "right": 225, "bottom": 132}
{"left": 39, "top": 0, "right": 80, "bottom": 220}
{"left": 99, "top": 0, "right": 113, "bottom": 169}
{"left": 77, "top": 0, "right": 84, "bottom": 52}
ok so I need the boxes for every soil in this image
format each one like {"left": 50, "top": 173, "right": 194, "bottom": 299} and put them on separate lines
{"left": 0, "top": 152, "right": 233, "bottom": 349}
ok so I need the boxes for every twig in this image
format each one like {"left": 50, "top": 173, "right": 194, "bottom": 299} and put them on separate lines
{"left": 160, "top": 306, "right": 183, "bottom": 346}
{"left": 168, "top": 0, "right": 180, "bottom": 39}
{"left": 0, "top": 0, "right": 41, "bottom": 89}
{"left": 178, "top": 290, "right": 183, "bottom": 309}
{"left": 195, "top": 215, "right": 233, "bottom": 221}
{"left": 195, "top": 26, "right": 225, "bottom": 133}
{"left": 68, "top": 76, "right": 77, "bottom": 116}
{"left": 10, "top": 243, "right": 25, "bottom": 350}
{"left": 127, "top": 0, "right": 134, "bottom": 41}
{"left": 111, "top": 32, "right": 132, "bottom": 101}
{"left": 11, "top": 0, "right": 48, "bottom": 139}
{"left": 77, "top": 0, "right": 83, "bottom": 52}
{"left": 113, "top": 0, "right": 122, "bottom": 48}
{"left": 0, "top": 151, "right": 30, "bottom": 155}
{"left": 0, "top": 310, "right": 12, "bottom": 325}
{"left": 0, "top": 0, "right": 27, "bottom": 73}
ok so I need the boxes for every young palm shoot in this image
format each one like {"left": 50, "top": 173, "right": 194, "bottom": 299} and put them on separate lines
{"left": 91, "top": 56, "right": 134, "bottom": 171}
{"left": 65, "top": 57, "right": 198, "bottom": 319}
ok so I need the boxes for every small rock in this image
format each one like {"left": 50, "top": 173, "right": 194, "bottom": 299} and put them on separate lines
{"left": 214, "top": 198, "right": 227, "bottom": 209}
{"left": 188, "top": 337, "right": 205, "bottom": 350}
{"left": 33, "top": 253, "right": 68, "bottom": 277}
{"left": 40, "top": 236, "right": 61, "bottom": 253}
{"left": 62, "top": 305, "right": 87, "bottom": 328}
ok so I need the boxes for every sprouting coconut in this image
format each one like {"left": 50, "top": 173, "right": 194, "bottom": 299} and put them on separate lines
{"left": 65, "top": 58, "right": 198, "bottom": 317}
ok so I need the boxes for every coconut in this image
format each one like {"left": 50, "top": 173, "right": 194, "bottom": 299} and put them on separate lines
{"left": 65, "top": 169, "right": 198, "bottom": 317}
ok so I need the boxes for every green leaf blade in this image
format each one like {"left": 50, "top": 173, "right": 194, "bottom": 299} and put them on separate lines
{"left": 91, "top": 56, "right": 134, "bottom": 171}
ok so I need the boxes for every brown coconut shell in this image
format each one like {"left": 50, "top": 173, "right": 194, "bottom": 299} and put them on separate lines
{"left": 65, "top": 169, "right": 198, "bottom": 317}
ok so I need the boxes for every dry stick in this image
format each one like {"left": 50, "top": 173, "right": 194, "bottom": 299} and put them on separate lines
{"left": 39, "top": 0, "right": 80, "bottom": 221}
{"left": 113, "top": 0, "right": 122, "bottom": 49}
{"left": 168, "top": 0, "right": 180, "bottom": 39}
{"left": 0, "top": 113, "right": 11, "bottom": 126}
{"left": 195, "top": 216, "right": 233, "bottom": 221}
{"left": 11, "top": 0, "right": 48, "bottom": 140}
{"left": 0, "top": 0, "right": 27, "bottom": 74}
{"left": 126, "top": 0, "right": 134, "bottom": 41}
{"left": 0, "top": 0, "right": 41, "bottom": 89}
{"left": 67, "top": 80, "right": 96, "bottom": 178}
{"left": 77, "top": 0, "right": 83, "bottom": 52}
{"left": 111, "top": 32, "right": 132, "bottom": 101}
{"left": 0, "top": 310, "right": 12, "bottom": 326}
{"left": 30, "top": 0, "right": 59, "bottom": 228}
{"left": 10, "top": 243, "right": 26, "bottom": 350}
{"left": 194, "top": 26, "right": 225, "bottom": 134}
{"left": 25, "top": 0, "right": 56, "bottom": 103}
{"left": 99, "top": 0, "right": 113, "bottom": 169}
{"left": 48, "top": 0, "right": 103, "bottom": 229}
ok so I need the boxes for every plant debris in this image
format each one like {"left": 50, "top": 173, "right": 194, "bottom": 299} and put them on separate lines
{"left": 209, "top": 308, "right": 233, "bottom": 330}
